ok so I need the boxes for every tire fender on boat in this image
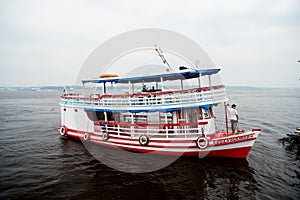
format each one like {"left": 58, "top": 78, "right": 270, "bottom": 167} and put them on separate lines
{"left": 83, "top": 133, "right": 89, "bottom": 141}
{"left": 139, "top": 135, "right": 149, "bottom": 146}
{"left": 59, "top": 126, "right": 67, "bottom": 136}
{"left": 102, "top": 132, "right": 109, "bottom": 141}
{"left": 196, "top": 137, "right": 209, "bottom": 149}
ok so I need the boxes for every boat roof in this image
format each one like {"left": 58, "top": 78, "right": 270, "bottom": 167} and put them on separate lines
{"left": 82, "top": 68, "right": 220, "bottom": 84}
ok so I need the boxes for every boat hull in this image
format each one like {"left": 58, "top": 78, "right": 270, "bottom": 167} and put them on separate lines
{"left": 59, "top": 126, "right": 260, "bottom": 159}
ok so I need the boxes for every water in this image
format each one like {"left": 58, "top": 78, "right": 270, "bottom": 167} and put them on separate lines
{"left": 0, "top": 89, "right": 299, "bottom": 199}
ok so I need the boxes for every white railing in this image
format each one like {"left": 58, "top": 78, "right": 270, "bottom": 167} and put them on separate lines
{"left": 61, "top": 85, "right": 227, "bottom": 108}
{"left": 94, "top": 121, "right": 208, "bottom": 139}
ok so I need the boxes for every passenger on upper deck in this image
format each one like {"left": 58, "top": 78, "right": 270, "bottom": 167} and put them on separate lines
{"left": 142, "top": 85, "right": 148, "bottom": 92}
{"left": 149, "top": 86, "right": 155, "bottom": 92}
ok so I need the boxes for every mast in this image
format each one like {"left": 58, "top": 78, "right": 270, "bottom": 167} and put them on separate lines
{"left": 155, "top": 45, "right": 171, "bottom": 71}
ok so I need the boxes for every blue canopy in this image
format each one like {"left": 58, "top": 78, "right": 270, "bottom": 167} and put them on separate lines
{"left": 82, "top": 68, "right": 220, "bottom": 84}
{"left": 201, "top": 104, "right": 211, "bottom": 110}
{"left": 84, "top": 105, "right": 202, "bottom": 113}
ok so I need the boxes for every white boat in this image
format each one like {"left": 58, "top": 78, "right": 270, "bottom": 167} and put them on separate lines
{"left": 58, "top": 55, "right": 261, "bottom": 159}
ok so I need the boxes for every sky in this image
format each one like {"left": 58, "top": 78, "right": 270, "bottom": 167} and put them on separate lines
{"left": 0, "top": 0, "right": 299, "bottom": 88}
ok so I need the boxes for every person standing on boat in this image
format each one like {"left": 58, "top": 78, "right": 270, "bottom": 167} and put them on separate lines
{"left": 227, "top": 104, "right": 239, "bottom": 134}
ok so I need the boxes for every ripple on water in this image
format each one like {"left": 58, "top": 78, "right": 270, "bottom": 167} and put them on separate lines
{"left": 0, "top": 90, "right": 300, "bottom": 199}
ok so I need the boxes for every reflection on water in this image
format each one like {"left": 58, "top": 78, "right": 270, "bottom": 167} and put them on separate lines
{"left": 56, "top": 138, "right": 257, "bottom": 200}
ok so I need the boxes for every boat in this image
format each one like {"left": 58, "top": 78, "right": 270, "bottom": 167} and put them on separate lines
{"left": 58, "top": 50, "right": 261, "bottom": 159}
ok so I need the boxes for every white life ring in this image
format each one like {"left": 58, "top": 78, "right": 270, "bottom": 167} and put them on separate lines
{"left": 83, "top": 133, "right": 89, "bottom": 141}
{"left": 196, "top": 137, "right": 209, "bottom": 149}
{"left": 59, "top": 126, "right": 67, "bottom": 136}
{"left": 139, "top": 135, "right": 149, "bottom": 146}
{"left": 102, "top": 132, "right": 109, "bottom": 141}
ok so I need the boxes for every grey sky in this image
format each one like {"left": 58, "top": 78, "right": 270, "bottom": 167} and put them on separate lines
{"left": 0, "top": 0, "right": 299, "bottom": 87}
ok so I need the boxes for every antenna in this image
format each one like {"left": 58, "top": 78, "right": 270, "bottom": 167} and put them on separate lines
{"left": 155, "top": 45, "right": 171, "bottom": 71}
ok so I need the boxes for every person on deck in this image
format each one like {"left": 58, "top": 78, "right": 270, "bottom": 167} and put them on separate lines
{"left": 142, "top": 85, "right": 147, "bottom": 92}
{"left": 227, "top": 104, "right": 239, "bottom": 134}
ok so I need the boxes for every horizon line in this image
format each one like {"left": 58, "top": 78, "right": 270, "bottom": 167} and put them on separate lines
{"left": 0, "top": 85, "right": 300, "bottom": 90}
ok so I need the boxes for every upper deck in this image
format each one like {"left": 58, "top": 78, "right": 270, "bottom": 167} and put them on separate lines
{"left": 60, "top": 68, "right": 227, "bottom": 112}
{"left": 60, "top": 84, "right": 227, "bottom": 112}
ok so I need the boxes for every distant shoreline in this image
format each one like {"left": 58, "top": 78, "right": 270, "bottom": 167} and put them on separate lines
{"left": 0, "top": 85, "right": 299, "bottom": 92}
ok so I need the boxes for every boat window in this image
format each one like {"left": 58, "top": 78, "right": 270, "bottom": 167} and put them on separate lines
{"left": 202, "top": 107, "right": 213, "bottom": 119}
{"left": 148, "top": 112, "right": 160, "bottom": 124}
{"left": 96, "top": 112, "right": 105, "bottom": 121}
{"left": 131, "top": 113, "right": 147, "bottom": 123}
{"left": 86, "top": 111, "right": 98, "bottom": 121}
{"left": 177, "top": 109, "right": 198, "bottom": 123}
{"left": 198, "top": 107, "right": 203, "bottom": 120}
{"left": 186, "top": 108, "right": 198, "bottom": 123}
{"left": 106, "top": 112, "right": 115, "bottom": 121}
{"left": 203, "top": 110, "right": 210, "bottom": 119}
{"left": 86, "top": 111, "right": 106, "bottom": 121}
{"left": 159, "top": 112, "right": 173, "bottom": 124}
{"left": 112, "top": 112, "right": 120, "bottom": 123}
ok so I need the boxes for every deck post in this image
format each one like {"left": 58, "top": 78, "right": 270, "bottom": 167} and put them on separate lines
{"left": 181, "top": 79, "right": 183, "bottom": 90}
{"left": 128, "top": 81, "right": 131, "bottom": 94}
{"left": 130, "top": 113, "right": 134, "bottom": 138}
{"left": 198, "top": 74, "right": 201, "bottom": 88}
{"left": 160, "top": 77, "right": 164, "bottom": 91}
{"left": 103, "top": 82, "right": 106, "bottom": 94}
{"left": 165, "top": 113, "right": 169, "bottom": 138}
{"left": 224, "top": 102, "right": 229, "bottom": 135}
{"left": 132, "top": 83, "right": 134, "bottom": 94}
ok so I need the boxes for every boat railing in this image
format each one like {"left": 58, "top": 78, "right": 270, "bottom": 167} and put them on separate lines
{"left": 94, "top": 121, "right": 209, "bottom": 139}
{"left": 61, "top": 85, "right": 226, "bottom": 107}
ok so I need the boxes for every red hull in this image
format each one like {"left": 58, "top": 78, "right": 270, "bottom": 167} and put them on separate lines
{"left": 61, "top": 128, "right": 254, "bottom": 159}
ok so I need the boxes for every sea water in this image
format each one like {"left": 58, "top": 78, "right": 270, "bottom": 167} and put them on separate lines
{"left": 0, "top": 89, "right": 299, "bottom": 199}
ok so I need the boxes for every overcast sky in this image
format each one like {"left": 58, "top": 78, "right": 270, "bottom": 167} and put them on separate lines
{"left": 0, "top": 0, "right": 299, "bottom": 88}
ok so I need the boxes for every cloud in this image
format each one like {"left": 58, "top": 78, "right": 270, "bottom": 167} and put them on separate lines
{"left": 0, "top": 0, "right": 299, "bottom": 87}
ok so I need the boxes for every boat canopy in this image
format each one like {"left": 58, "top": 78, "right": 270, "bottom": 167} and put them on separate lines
{"left": 82, "top": 68, "right": 221, "bottom": 84}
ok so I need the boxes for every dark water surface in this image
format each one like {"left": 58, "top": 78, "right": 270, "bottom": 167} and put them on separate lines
{"left": 0, "top": 89, "right": 299, "bottom": 199}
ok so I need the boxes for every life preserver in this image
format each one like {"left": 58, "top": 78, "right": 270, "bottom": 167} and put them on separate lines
{"left": 139, "top": 135, "right": 149, "bottom": 146}
{"left": 196, "top": 137, "right": 209, "bottom": 149}
{"left": 99, "top": 74, "right": 119, "bottom": 78}
{"left": 59, "top": 126, "right": 67, "bottom": 136}
{"left": 83, "top": 133, "right": 89, "bottom": 141}
{"left": 102, "top": 132, "right": 109, "bottom": 141}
